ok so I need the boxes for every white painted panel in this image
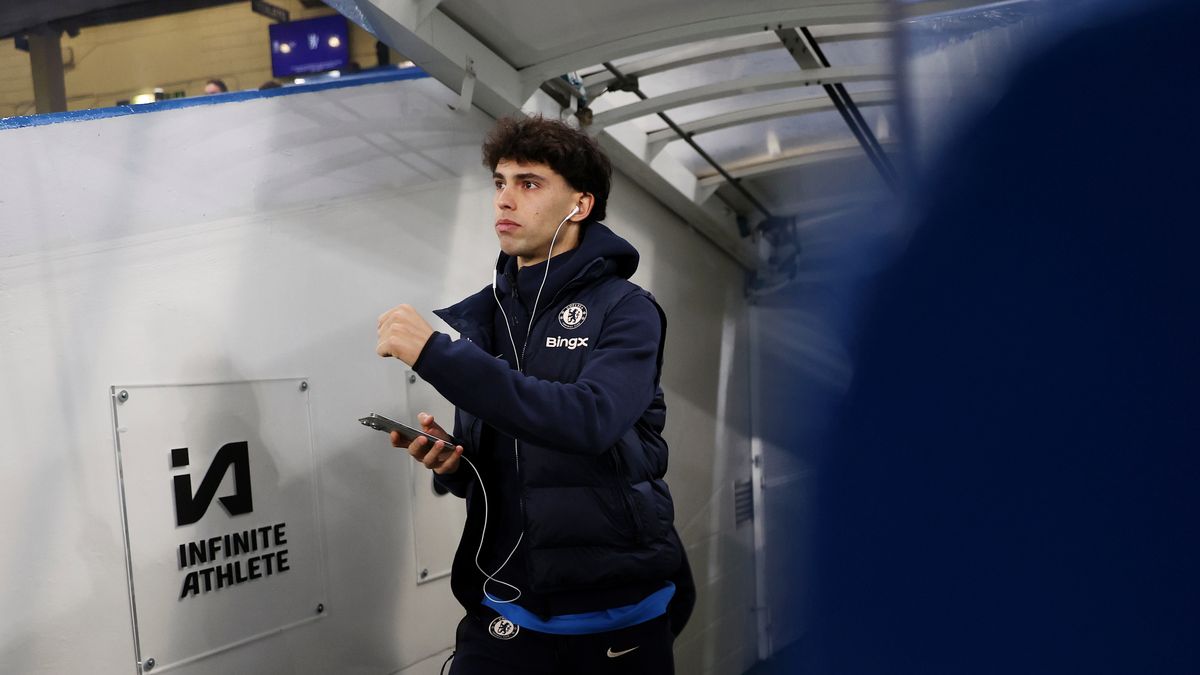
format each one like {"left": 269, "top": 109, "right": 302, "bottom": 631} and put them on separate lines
{"left": 0, "top": 76, "right": 755, "bottom": 675}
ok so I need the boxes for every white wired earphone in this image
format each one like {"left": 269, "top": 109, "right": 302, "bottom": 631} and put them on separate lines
{"left": 454, "top": 203, "right": 580, "bottom": 604}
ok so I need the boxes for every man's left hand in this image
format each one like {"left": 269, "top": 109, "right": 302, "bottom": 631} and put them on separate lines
{"left": 376, "top": 304, "right": 435, "bottom": 366}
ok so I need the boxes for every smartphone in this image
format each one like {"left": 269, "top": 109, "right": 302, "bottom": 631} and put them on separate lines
{"left": 358, "top": 412, "right": 458, "bottom": 448}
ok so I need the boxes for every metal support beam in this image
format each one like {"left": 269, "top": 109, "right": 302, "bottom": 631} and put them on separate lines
{"left": 589, "top": 65, "right": 891, "bottom": 130}
{"left": 601, "top": 61, "right": 772, "bottom": 222}
{"left": 580, "top": 23, "right": 892, "bottom": 97}
{"left": 746, "top": 306, "right": 772, "bottom": 659}
{"left": 697, "top": 140, "right": 900, "bottom": 188}
{"left": 645, "top": 89, "right": 894, "bottom": 155}
{"left": 807, "top": 22, "right": 893, "bottom": 43}
{"left": 27, "top": 26, "right": 66, "bottom": 114}
{"left": 582, "top": 33, "right": 781, "bottom": 95}
{"left": 325, "top": 0, "right": 525, "bottom": 119}
{"left": 450, "top": 57, "right": 476, "bottom": 112}
{"left": 776, "top": 27, "right": 898, "bottom": 189}
{"left": 517, "top": 2, "right": 891, "bottom": 94}
{"left": 598, "top": 125, "right": 758, "bottom": 269}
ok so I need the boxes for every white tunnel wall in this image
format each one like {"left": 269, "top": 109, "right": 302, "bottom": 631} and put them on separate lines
{"left": 0, "top": 77, "right": 757, "bottom": 675}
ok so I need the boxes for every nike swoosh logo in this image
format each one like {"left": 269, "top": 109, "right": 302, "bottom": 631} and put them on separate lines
{"left": 607, "top": 646, "right": 639, "bottom": 658}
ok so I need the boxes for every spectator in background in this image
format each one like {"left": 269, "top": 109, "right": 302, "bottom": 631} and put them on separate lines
{"left": 258, "top": 80, "right": 282, "bottom": 90}
{"left": 203, "top": 79, "right": 228, "bottom": 94}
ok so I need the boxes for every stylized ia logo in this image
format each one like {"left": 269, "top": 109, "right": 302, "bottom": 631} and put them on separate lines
{"left": 171, "top": 442, "right": 254, "bottom": 526}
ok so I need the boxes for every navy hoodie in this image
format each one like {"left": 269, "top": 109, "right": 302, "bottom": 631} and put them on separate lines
{"left": 413, "top": 223, "right": 693, "bottom": 624}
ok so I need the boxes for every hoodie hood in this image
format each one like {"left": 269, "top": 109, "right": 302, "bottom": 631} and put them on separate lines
{"left": 493, "top": 221, "right": 639, "bottom": 292}
{"left": 435, "top": 222, "right": 639, "bottom": 339}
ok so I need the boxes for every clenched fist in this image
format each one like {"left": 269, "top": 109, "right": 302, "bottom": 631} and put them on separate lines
{"left": 376, "top": 304, "right": 436, "bottom": 366}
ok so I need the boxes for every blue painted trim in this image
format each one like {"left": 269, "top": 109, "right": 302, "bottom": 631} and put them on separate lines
{"left": 0, "top": 66, "right": 428, "bottom": 131}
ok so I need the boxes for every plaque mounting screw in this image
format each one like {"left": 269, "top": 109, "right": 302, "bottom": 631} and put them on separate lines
{"left": 299, "top": 381, "right": 308, "bottom": 391}
{"left": 408, "top": 374, "right": 417, "bottom": 384}
{"left": 420, "top": 568, "right": 429, "bottom": 579}
{"left": 143, "top": 657, "right": 156, "bottom": 671}
{"left": 316, "top": 603, "right": 325, "bottom": 614}
{"left": 117, "top": 390, "right": 129, "bottom": 403}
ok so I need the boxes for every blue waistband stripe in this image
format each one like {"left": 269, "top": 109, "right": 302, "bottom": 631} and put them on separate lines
{"left": 483, "top": 582, "right": 676, "bottom": 636}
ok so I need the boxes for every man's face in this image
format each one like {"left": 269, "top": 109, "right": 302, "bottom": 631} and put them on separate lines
{"left": 493, "top": 159, "right": 584, "bottom": 267}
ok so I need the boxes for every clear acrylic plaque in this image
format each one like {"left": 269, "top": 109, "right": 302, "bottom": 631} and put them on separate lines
{"left": 112, "top": 378, "right": 327, "bottom": 673}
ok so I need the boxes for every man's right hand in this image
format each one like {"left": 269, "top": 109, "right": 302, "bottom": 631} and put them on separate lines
{"left": 392, "top": 412, "right": 463, "bottom": 475}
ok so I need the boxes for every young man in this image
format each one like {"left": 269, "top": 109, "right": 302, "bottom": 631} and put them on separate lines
{"left": 376, "top": 115, "right": 692, "bottom": 674}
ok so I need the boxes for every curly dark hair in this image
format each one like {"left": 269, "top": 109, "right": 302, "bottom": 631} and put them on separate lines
{"left": 482, "top": 115, "right": 612, "bottom": 223}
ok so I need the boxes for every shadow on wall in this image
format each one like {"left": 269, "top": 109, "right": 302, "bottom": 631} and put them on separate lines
{"left": 0, "top": 114, "right": 157, "bottom": 673}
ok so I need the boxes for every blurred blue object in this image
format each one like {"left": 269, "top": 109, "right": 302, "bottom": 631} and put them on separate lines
{"left": 790, "top": 0, "right": 1200, "bottom": 673}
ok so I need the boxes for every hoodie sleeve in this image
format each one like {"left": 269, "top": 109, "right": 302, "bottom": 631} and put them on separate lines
{"left": 414, "top": 292, "right": 662, "bottom": 455}
{"left": 430, "top": 410, "right": 475, "bottom": 498}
